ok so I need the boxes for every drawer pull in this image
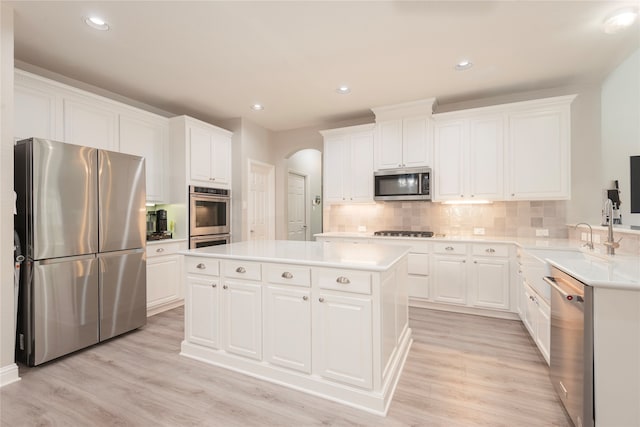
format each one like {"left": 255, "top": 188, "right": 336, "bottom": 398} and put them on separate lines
{"left": 211, "top": 283, "right": 217, "bottom": 288}
{"left": 302, "top": 296, "right": 308, "bottom": 301}
{"left": 236, "top": 266, "right": 246, "bottom": 274}
{"left": 318, "top": 297, "right": 325, "bottom": 303}
{"left": 156, "top": 248, "right": 164, "bottom": 253}
{"left": 196, "top": 263, "right": 206, "bottom": 270}
{"left": 281, "top": 272, "right": 293, "bottom": 279}
{"left": 485, "top": 248, "right": 496, "bottom": 253}
{"left": 223, "top": 285, "right": 228, "bottom": 290}
{"left": 445, "top": 246, "right": 454, "bottom": 251}
{"left": 336, "top": 276, "right": 350, "bottom": 285}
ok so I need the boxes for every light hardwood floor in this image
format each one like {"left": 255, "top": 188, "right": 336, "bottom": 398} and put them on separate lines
{"left": 0, "top": 307, "right": 571, "bottom": 426}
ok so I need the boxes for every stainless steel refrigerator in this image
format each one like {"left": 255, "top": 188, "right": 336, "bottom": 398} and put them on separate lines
{"left": 14, "top": 138, "right": 147, "bottom": 366}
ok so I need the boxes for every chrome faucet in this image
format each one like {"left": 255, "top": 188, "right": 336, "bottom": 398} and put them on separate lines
{"left": 574, "top": 222, "right": 594, "bottom": 250}
{"left": 603, "top": 199, "right": 622, "bottom": 255}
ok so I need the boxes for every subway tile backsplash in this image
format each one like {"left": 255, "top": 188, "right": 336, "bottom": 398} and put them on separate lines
{"left": 323, "top": 200, "right": 569, "bottom": 239}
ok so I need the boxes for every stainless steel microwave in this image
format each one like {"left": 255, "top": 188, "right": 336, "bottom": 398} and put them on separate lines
{"left": 374, "top": 167, "right": 432, "bottom": 201}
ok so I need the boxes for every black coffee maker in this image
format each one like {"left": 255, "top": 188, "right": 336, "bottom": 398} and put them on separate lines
{"left": 156, "top": 209, "right": 168, "bottom": 233}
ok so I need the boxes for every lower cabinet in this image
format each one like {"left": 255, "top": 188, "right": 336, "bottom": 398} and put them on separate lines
{"left": 431, "top": 254, "right": 467, "bottom": 305}
{"left": 222, "top": 280, "right": 262, "bottom": 360}
{"left": 470, "top": 257, "right": 510, "bottom": 310}
{"left": 185, "top": 276, "right": 220, "bottom": 348}
{"left": 146, "top": 241, "right": 187, "bottom": 316}
{"left": 522, "top": 281, "right": 551, "bottom": 364}
{"left": 314, "top": 292, "right": 373, "bottom": 389}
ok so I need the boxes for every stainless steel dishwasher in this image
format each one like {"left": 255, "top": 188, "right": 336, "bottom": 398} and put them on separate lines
{"left": 544, "top": 267, "right": 594, "bottom": 427}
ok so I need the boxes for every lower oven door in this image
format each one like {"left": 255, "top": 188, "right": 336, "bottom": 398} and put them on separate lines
{"left": 190, "top": 234, "right": 231, "bottom": 249}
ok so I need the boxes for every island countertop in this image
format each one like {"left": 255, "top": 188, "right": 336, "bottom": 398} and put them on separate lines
{"left": 180, "top": 240, "right": 410, "bottom": 272}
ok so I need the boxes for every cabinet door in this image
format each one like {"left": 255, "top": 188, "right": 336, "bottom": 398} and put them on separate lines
{"left": 14, "top": 82, "right": 58, "bottom": 141}
{"left": 508, "top": 106, "right": 570, "bottom": 200}
{"left": 119, "top": 113, "right": 168, "bottom": 202}
{"left": 407, "top": 253, "right": 430, "bottom": 299}
{"left": 470, "top": 258, "right": 510, "bottom": 310}
{"left": 522, "top": 284, "right": 537, "bottom": 337}
{"left": 349, "top": 131, "right": 374, "bottom": 202}
{"left": 431, "top": 255, "right": 467, "bottom": 304}
{"left": 210, "top": 132, "right": 231, "bottom": 186}
{"left": 264, "top": 285, "right": 311, "bottom": 373}
{"left": 222, "top": 280, "right": 262, "bottom": 360}
{"left": 433, "top": 120, "right": 466, "bottom": 201}
{"left": 402, "top": 116, "right": 431, "bottom": 168}
{"left": 323, "top": 135, "right": 348, "bottom": 202}
{"left": 375, "top": 120, "right": 403, "bottom": 170}
{"left": 469, "top": 115, "right": 504, "bottom": 200}
{"left": 536, "top": 297, "right": 551, "bottom": 365}
{"left": 147, "top": 254, "right": 181, "bottom": 310}
{"left": 186, "top": 276, "right": 220, "bottom": 348}
{"left": 63, "top": 96, "right": 119, "bottom": 151}
{"left": 189, "top": 125, "right": 214, "bottom": 183}
{"left": 314, "top": 293, "right": 373, "bottom": 389}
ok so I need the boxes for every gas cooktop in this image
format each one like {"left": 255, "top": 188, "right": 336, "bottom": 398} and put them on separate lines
{"left": 373, "top": 230, "right": 434, "bottom": 238}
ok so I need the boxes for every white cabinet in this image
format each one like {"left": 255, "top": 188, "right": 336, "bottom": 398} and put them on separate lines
{"left": 63, "top": 95, "right": 119, "bottom": 151}
{"left": 431, "top": 253, "right": 467, "bottom": 305}
{"left": 119, "top": 112, "right": 169, "bottom": 202}
{"left": 371, "top": 99, "right": 436, "bottom": 170}
{"left": 522, "top": 282, "right": 550, "bottom": 364}
{"left": 314, "top": 292, "right": 373, "bottom": 389}
{"left": 506, "top": 96, "right": 574, "bottom": 200}
{"left": 186, "top": 276, "right": 220, "bottom": 348}
{"left": 146, "top": 241, "right": 186, "bottom": 316}
{"left": 181, "top": 117, "right": 232, "bottom": 188}
{"left": 470, "top": 257, "right": 510, "bottom": 310}
{"left": 433, "top": 113, "right": 504, "bottom": 201}
{"left": 222, "top": 280, "right": 262, "bottom": 360}
{"left": 320, "top": 124, "right": 375, "bottom": 203}
{"left": 14, "top": 73, "right": 60, "bottom": 141}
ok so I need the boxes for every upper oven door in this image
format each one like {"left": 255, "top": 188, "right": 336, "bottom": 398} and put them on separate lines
{"left": 189, "top": 194, "right": 230, "bottom": 236}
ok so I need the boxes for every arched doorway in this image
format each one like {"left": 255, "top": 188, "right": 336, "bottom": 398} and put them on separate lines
{"left": 286, "top": 149, "right": 322, "bottom": 240}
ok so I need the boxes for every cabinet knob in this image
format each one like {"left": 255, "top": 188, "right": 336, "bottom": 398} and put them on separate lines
{"left": 336, "top": 276, "right": 350, "bottom": 284}
{"left": 473, "top": 260, "right": 477, "bottom": 264}
{"left": 460, "top": 195, "right": 464, "bottom": 198}
{"left": 471, "top": 195, "right": 475, "bottom": 198}
{"left": 281, "top": 272, "right": 293, "bottom": 279}
{"left": 223, "top": 285, "right": 228, "bottom": 290}
{"left": 156, "top": 248, "right": 164, "bottom": 253}
{"left": 511, "top": 193, "right": 515, "bottom": 197}
{"left": 445, "top": 246, "right": 454, "bottom": 251}
{"left": 236, "top": 266, "right": 246, "bottom": 273}
{"left": 211, "top": 283, "right": 217, "bottom": 288}
{"left": 302, "top": 296, "right": 308, "bottom": 301}
{"left": 196, "top": 263, "right": 206, "bottom": 269}
{"left": 319, "top": 297, "right": 325, "bottom": 303}
{"left": 209, "top": 178, "right": 216, "bottom": 181}
{"left": 463, "top": 260, "right": 466, "bottom": 263}
{"left": 485, "top": 248, "right": 496, "bottom": 253}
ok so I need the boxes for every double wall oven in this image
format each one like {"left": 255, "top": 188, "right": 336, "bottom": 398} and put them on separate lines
{"left": 189, "top": 186, "right": 230, "bottom": 249}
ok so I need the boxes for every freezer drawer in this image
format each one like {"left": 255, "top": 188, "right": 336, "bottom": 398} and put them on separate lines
{"left": 99, "top": 250, "right": 147, "bottom": 340}
{"left": 31, "top": 255, "right": 99, "bottom": 366}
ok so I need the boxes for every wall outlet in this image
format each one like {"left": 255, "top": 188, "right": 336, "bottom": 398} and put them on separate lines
{"left": 357, "top": 225, "right": 367, "bottom": 232}
{"left": 535, "top": 229, "right": 549, "bottom": 237}
{"left": 473, "top": 227, "right": 485, "bottom": 235}
{"left": 581, "top": 232, "right": 587, "bottom": 241}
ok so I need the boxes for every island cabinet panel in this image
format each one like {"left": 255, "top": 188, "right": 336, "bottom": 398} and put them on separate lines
{"left": 186, "top": 276, "right": 220, "bottom": 349}
{"left": 263, "top": 285, "right": 311, "bottom": 373}
{"left": 314, "top": 292, "right": 373, "bottom": 389}
{"left": 222, "top": 280, "right": 262, "bottom": 360}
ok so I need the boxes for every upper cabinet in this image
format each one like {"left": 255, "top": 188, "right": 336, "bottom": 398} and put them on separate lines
{"left": 14, "top": 69, "right": 172, "bottom": 203}
{"left": 506, "top": 96, "right": 574, "bottom": 200}
{"left": 371, "top": 98, "right": 436, "bottom": 170}
{"left": 320, "top": 124, "right": 375, "bottom": 203}
{"left": 170, "top": 115, "right": 233, "bottom": 189}
{"left": 433, "top": 113, "right": 505, "bottom": 201}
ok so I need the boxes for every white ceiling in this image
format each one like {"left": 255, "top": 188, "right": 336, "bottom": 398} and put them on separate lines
{"left": 7, "top": 1, "right": 640, "bottom": 131}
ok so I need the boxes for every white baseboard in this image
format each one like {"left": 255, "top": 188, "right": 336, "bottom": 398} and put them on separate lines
{"left": 409, "top": 298, "right": 520, "bottom": 320}
{"left": 0, "top": 363, "right": 20, "bottom": 388}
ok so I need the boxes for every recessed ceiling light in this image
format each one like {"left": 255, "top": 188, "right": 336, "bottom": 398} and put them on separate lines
{"left": 602, "top": 7, "right": 638, "bottom": 34}
{"left": 336, "top": 85, "right": 351, "bottom": 95}
{"left": 250, "top": 104, "right": 264, "bottom": 111}
{"left": 455, "top": 60, "right": 473, "bottom": 71}
{"left": 85, "top": 16, "right": 109, "bottom": 31}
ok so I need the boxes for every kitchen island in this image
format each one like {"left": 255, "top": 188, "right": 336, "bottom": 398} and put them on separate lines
{"left": 180, "top": 240, "right": 412, "bottom": 415}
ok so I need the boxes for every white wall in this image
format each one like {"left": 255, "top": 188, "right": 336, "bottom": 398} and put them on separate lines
{"left": 0, "top": 4, "right": 19, "bottom": 386}
{"left": 287, "top": 149, "right": 322, "bottom": 240}
{"left": 601, "top": 49, "right": 640, "bottom": 226}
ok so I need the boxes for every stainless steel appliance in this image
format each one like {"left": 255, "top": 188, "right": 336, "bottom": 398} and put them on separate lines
{"left": 374, "top": 167, "right": 432, "bottom": 201}
{"left": 189, "top": 185, "right": 230, "bottom": 248}
{"left": 544, "top": 267, "right": 594, "bottom": 427}
{"left": 373, "top": 230, "right": 434, "bottom": 238}
{"left": 14, "top": 138, "right": 147, "bottom": 366}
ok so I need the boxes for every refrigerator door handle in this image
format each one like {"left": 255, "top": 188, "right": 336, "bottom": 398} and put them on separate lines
{"left": 36, "top": 254, "right": 96, "bottom": 265}
{"left": 97, "top": 248, "right": 144, "bottom": 257}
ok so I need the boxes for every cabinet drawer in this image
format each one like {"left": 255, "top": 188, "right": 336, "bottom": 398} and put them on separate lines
{"left": 185, "top": 257, "right": 219, "bottom": 276}
{"left": 315, "top": 269, "right": 371, "bottom": 295}
{"left": 265, "top": 264, "right": 311, "bottom": 287}
{"left": 472, "top": 244, "right": 509, "bottom": 258}
{"left": 433, "top": 242, "right": 467, "bottom": 255}
{"left": 146, "top": 241, "right": 183, "bottom": 258}
{"left": 408, "top": 253, "right": 429, "bottom": 276}
{"left": 224, "top": 260, "right": 262, "bottom": 281}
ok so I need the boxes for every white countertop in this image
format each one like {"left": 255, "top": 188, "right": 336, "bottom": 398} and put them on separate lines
{"left": 180, "top": 240, "right": 411, "bottom": 271}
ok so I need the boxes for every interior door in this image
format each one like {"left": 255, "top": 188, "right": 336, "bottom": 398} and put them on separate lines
{"left": 248, "top": 160, "right": 274, "bottom": 241}
{"left": 287, "top": 172, "right": 307, "bottom": 241}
